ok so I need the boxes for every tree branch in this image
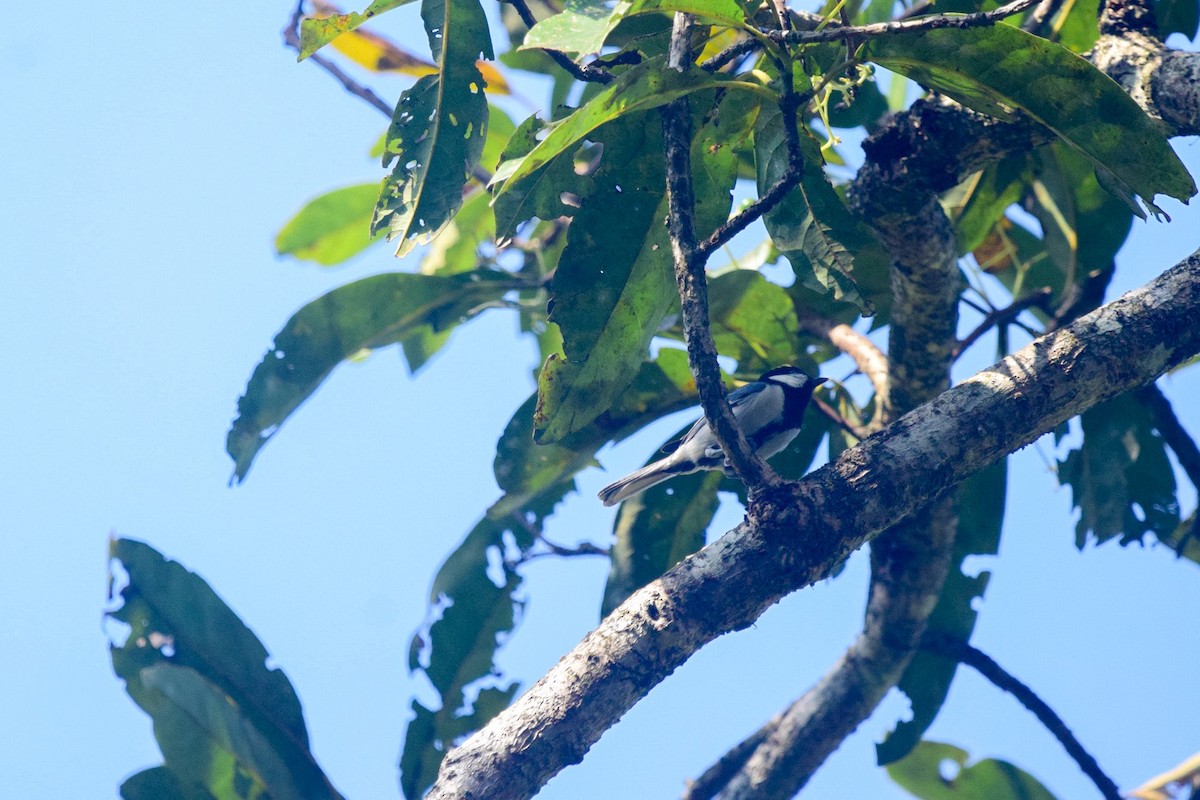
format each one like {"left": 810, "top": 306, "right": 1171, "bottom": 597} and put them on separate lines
{"left": 924, "top": 634, "right": 1123, "bottom": 800}
{"left": 426, "top": 250, "right": 1200, "bottom": 800}
{"left": 1135, "top": 383, "right": 1200, "bottom": 497}
{"left": 502, "top": 0, "right": 615, "bottom": 84}
{"left": 281, "top": 2, "right": 394, "bottom": 118}
{"left": 954, "top": 287, "right": 1054, "bottom": 358}
{"left": 797, "top": 310, "right": 890, "bottom": 429}
{"left": 769, "top": 0, "right": 1042, "bottom": 46}
{"left": 661, "top": 13, "right": 775, "bottom": 491}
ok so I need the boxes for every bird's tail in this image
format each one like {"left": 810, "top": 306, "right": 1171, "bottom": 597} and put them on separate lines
{"left": 597, "top": 458, "right": 691, "bottom": 507}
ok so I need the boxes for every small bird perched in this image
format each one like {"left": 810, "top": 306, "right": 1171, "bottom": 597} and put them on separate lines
{"left": 597, "top": 366, "right": 827, "bottom": 507}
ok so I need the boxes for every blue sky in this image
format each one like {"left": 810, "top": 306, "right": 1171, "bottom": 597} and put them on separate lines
{"left": 2, "top": 4, "right": 1198, "bottom": 799}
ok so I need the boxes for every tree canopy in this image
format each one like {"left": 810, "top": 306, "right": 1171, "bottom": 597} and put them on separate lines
{"left": 106, "top": 0, "right": 1200, "bottom": 798}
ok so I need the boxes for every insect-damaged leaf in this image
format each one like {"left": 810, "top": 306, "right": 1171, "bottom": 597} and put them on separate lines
{"left": 865, "top": 24, "right": 1196, "bottom": 217}
{"left": 299, "top": 0, "right": 416, "bottom": 59}
{"left": 888, "top": 741, "right": 1058, "bottom": 800}
{"left": 756, "top": 103, "right": 880, "bottom": 315}
{"left": 372, "top": 0, "right": 494, "bottom": 256}
{"left": 227, "top": 271, "right": 514, "bottom": 482}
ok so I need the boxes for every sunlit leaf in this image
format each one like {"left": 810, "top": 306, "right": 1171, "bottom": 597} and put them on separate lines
{"left": 888, "top": 741, "right": 1058, "bottom": 800}
{"left": 946, "top": 158, "right": 1029, "bottom": 256}
{"left": 371, "top": 0, "right": 494, "bottom": 255}
{"left": 1059, "top": 392, "right": 1181, "bottom": 549}
{"left": 275, "top": 184, "right": 383, "bottom": 266}
{"left": 1048, "top": 0, "right": 1100, "bottom": 52}
{"left": 492, "top": 57, "right": 767, "bottom": 195}
{"left": 491, "top": 113, "right": 591, "bottom": 240}
{"left": 299, "top": 0, "right": 416, "bottom": 59}
{"left": 866, "top": 24, "right": 1197, "bottom": 216}
{"left": 878, "top": 462, "right": 1006, "bottom": 764}
{"left": 108, "top": 538, "right": 340, "bottom": 800}
{"left": 228, "top": 271, "right": 516, "bottom": 482}
{"left": 523, "top": 0, "right": 748, "bottom": 58}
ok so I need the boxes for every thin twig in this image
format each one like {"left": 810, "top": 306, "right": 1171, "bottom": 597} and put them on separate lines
{"left": 282, "top": 1, "right": 394, "bottom": 118}
{"left": 770, "top": 0, "right": 1042, "bottom": 45}
{"left": 925, "top": 634, "right": 1123, "bottom": 800}
{"left": 503, "top": 0, "right": 614, "bottom": 83}
{"left": 508, "top": 512, "right": 609, "bottom": 565}
{"left": 695, "top": 168, "right": 804, "bottom": 260}
{"left": 662, "top": 13, "right": 775, "bottom": 491}
{"left": 700, "top": 37, "right": 760, "bottom": 73}
{"left": 954, "top": 287, "right": 1052, "bottom": 357}
{"left": 813, "top": 396, "right": 868, "bottom": 440}
{"left": 1022, "top": 0, "right": 1064, "bottom": 32}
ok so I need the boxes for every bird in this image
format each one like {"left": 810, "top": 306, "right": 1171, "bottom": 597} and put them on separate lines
{"left": 597, "top": 366, "right": 827, "bottom": 507}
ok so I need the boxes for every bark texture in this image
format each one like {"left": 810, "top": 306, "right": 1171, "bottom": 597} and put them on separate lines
{"left": 427, "top": 250, "right": 1200, "bottom": 800}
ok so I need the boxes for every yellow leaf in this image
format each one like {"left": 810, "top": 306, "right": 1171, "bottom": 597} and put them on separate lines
{"left": 307, "top": 0, "right": 510, "bottom": 94}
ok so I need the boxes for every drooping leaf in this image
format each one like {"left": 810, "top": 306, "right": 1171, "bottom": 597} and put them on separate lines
{"left": 1059, "top": 392, "right": 1181, "bottom": 549}
{"left": 1157, "top": 0, "right": 1200, "bottom": 39}
{"left": 371, "top": 0, "right": 493, "bottom": 255}
{"left": 107, "top": 538, "right": 340, "bottom": 800}
{"left": 401, "top": 487, "right": 565, "bottom": 799}
{"left": 522, "top": 0, "right": 748, "bottom": 58}
{"left": 275, "top": 183, "right": 383, "bottom": 266}
{"left": 227, "top": 271, "right": 515, "bottom": 482}
{"left": 491, "top": 57, "right": 766, "bottom": 195}
{"left": 865, "top": 24, "right": 1197, "bottom": 216}
{"left": 756, "top": 103, "right": 882, "bottom": 315}
{"left": 878, "top": 461, "right": 1006, "bottom": 765}
{"left": 533, "top": 93, "right": 749, "bottom": 443}
{"left": 299, "top": 0, "right": 416, "bottom": 58}
{"left": 888, "top": 741, "right": 1058, "bottom": 800}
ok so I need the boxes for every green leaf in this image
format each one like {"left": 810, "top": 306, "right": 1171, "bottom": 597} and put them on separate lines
{"left": 756, "top": 104, "right": 881, "bottom": 314}
{"left": 275, "top": 184, "right": 384, "bottom": 266}
{"left": 1048, "top": 0, "right": 1100, "bottom": 52}
{"left": 946, "top": 158, "right": 1030, "bottom": 256}
{"left": 533, "top": 94, "right": 747, "bottom": 443}
{"left": 602, "top": 444, "right": 722, "bottom": 618}
{"left": 1157, "top": 0, "right": 1200, "bottom": 39}
{"left": 523, "top": 0, "right": 748, "bottom": 58}
{"left": 888, "top": 741, "right": 1058, "bottom": 800}
{"left": 865, "top": 24, "right": 1197, "bottom": 216}
{"left": 372, "top": 0, "right": 494, "bottom": 255}
{"left": 494, "top": 349, "right": 699, "bottom": 506}
{"left": 298, "top": 0, "right": 417, "bottom": 60}
{"left": 120, "top": 766, "right": 213, "bottom": 800}
{"left": 402, "top": 488, "right": 566, "bottom": 800}
{"left": 227, "top": 271, "right": 514, "bottom": 482}
{"left": 107, "top": 538, "right": 340, "bottom": 800}
{"left": 1059, "top": 392, "right": 1181, "bottom": 549}
{"left": 491, "top": 113, "right": 591, "bottom": 240}
{"left": 418, "top": 190, "right": 495, "bottom": 277}
{"left": 878, "top": 461, "right": 1006, "bottom": 765}
{"left": 492, "top": 57, "right": 765, "bottom": 195}
{"left": 481, "top": 104, "right": 518, "bottom": 174}
{"left": 688, "top": 270, "right": 804, "bottom": 373}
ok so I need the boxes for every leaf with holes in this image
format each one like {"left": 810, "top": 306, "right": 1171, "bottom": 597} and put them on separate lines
{"left": 227, "top": 271, "right": 515, "bottom": 482}
{"left": 888, "top": 741, "right": 1058, "bottom": 800}
{"left": 372, "top": 0, "right": 494, "bottom": 256}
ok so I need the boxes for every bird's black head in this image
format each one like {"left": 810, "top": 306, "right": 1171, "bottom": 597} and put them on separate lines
{"left": 759, "top": 366, "right": 827, "bottom": 395}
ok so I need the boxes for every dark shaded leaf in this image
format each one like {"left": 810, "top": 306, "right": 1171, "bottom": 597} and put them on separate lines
{"left": 1157, "top": 0, "right": 1200, "bottom": 38}
{"left": 878, "top": 461, "right": 1006, "bottom": 765}
{"left": 756, "top": 103, "right": 883, "bottom": 315}
{"left": 120, "top": 766, "right": 213, "bottom": 800}
{"left": 227, "top": 271, "right": 515, "bottom": 482}
{"left": 107, "top": 539, "right": 340, "bottom": 800}
{"left": 1160, "top": 512, "right": 1200, "bottom": 565}
{"left": 371, "top": 0, "right": 493, "bottom": 256}
{"left": 1059, "top": 392, "right": 1181, "bottom": 548}
{"left": 402, "top": 488, "right": 565, "bottom": 799}
{"left": 532, "top": 92, "right": 747, "bottom": 443}
{"left": 866, "top": 24, "right": 1197, "bottom": 216}
{"left": 275, "top": 184, "right": 384, "bottom": 266}
{"left": 888, "top": 741, "right": 1058, "bottom": 800}
{"left": 491, "top": 113, "right": 591, "bottom": 240}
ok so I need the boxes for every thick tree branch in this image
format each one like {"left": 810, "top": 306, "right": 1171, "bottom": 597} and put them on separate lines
{"left": 662, "top": 13, "right": 776, "bottom": 490}
{"left": 427, "top": 251, "right": 1200, "bottom": 800}
{"left": 924, "top": 634, "right": 1123, "bottom": 800}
